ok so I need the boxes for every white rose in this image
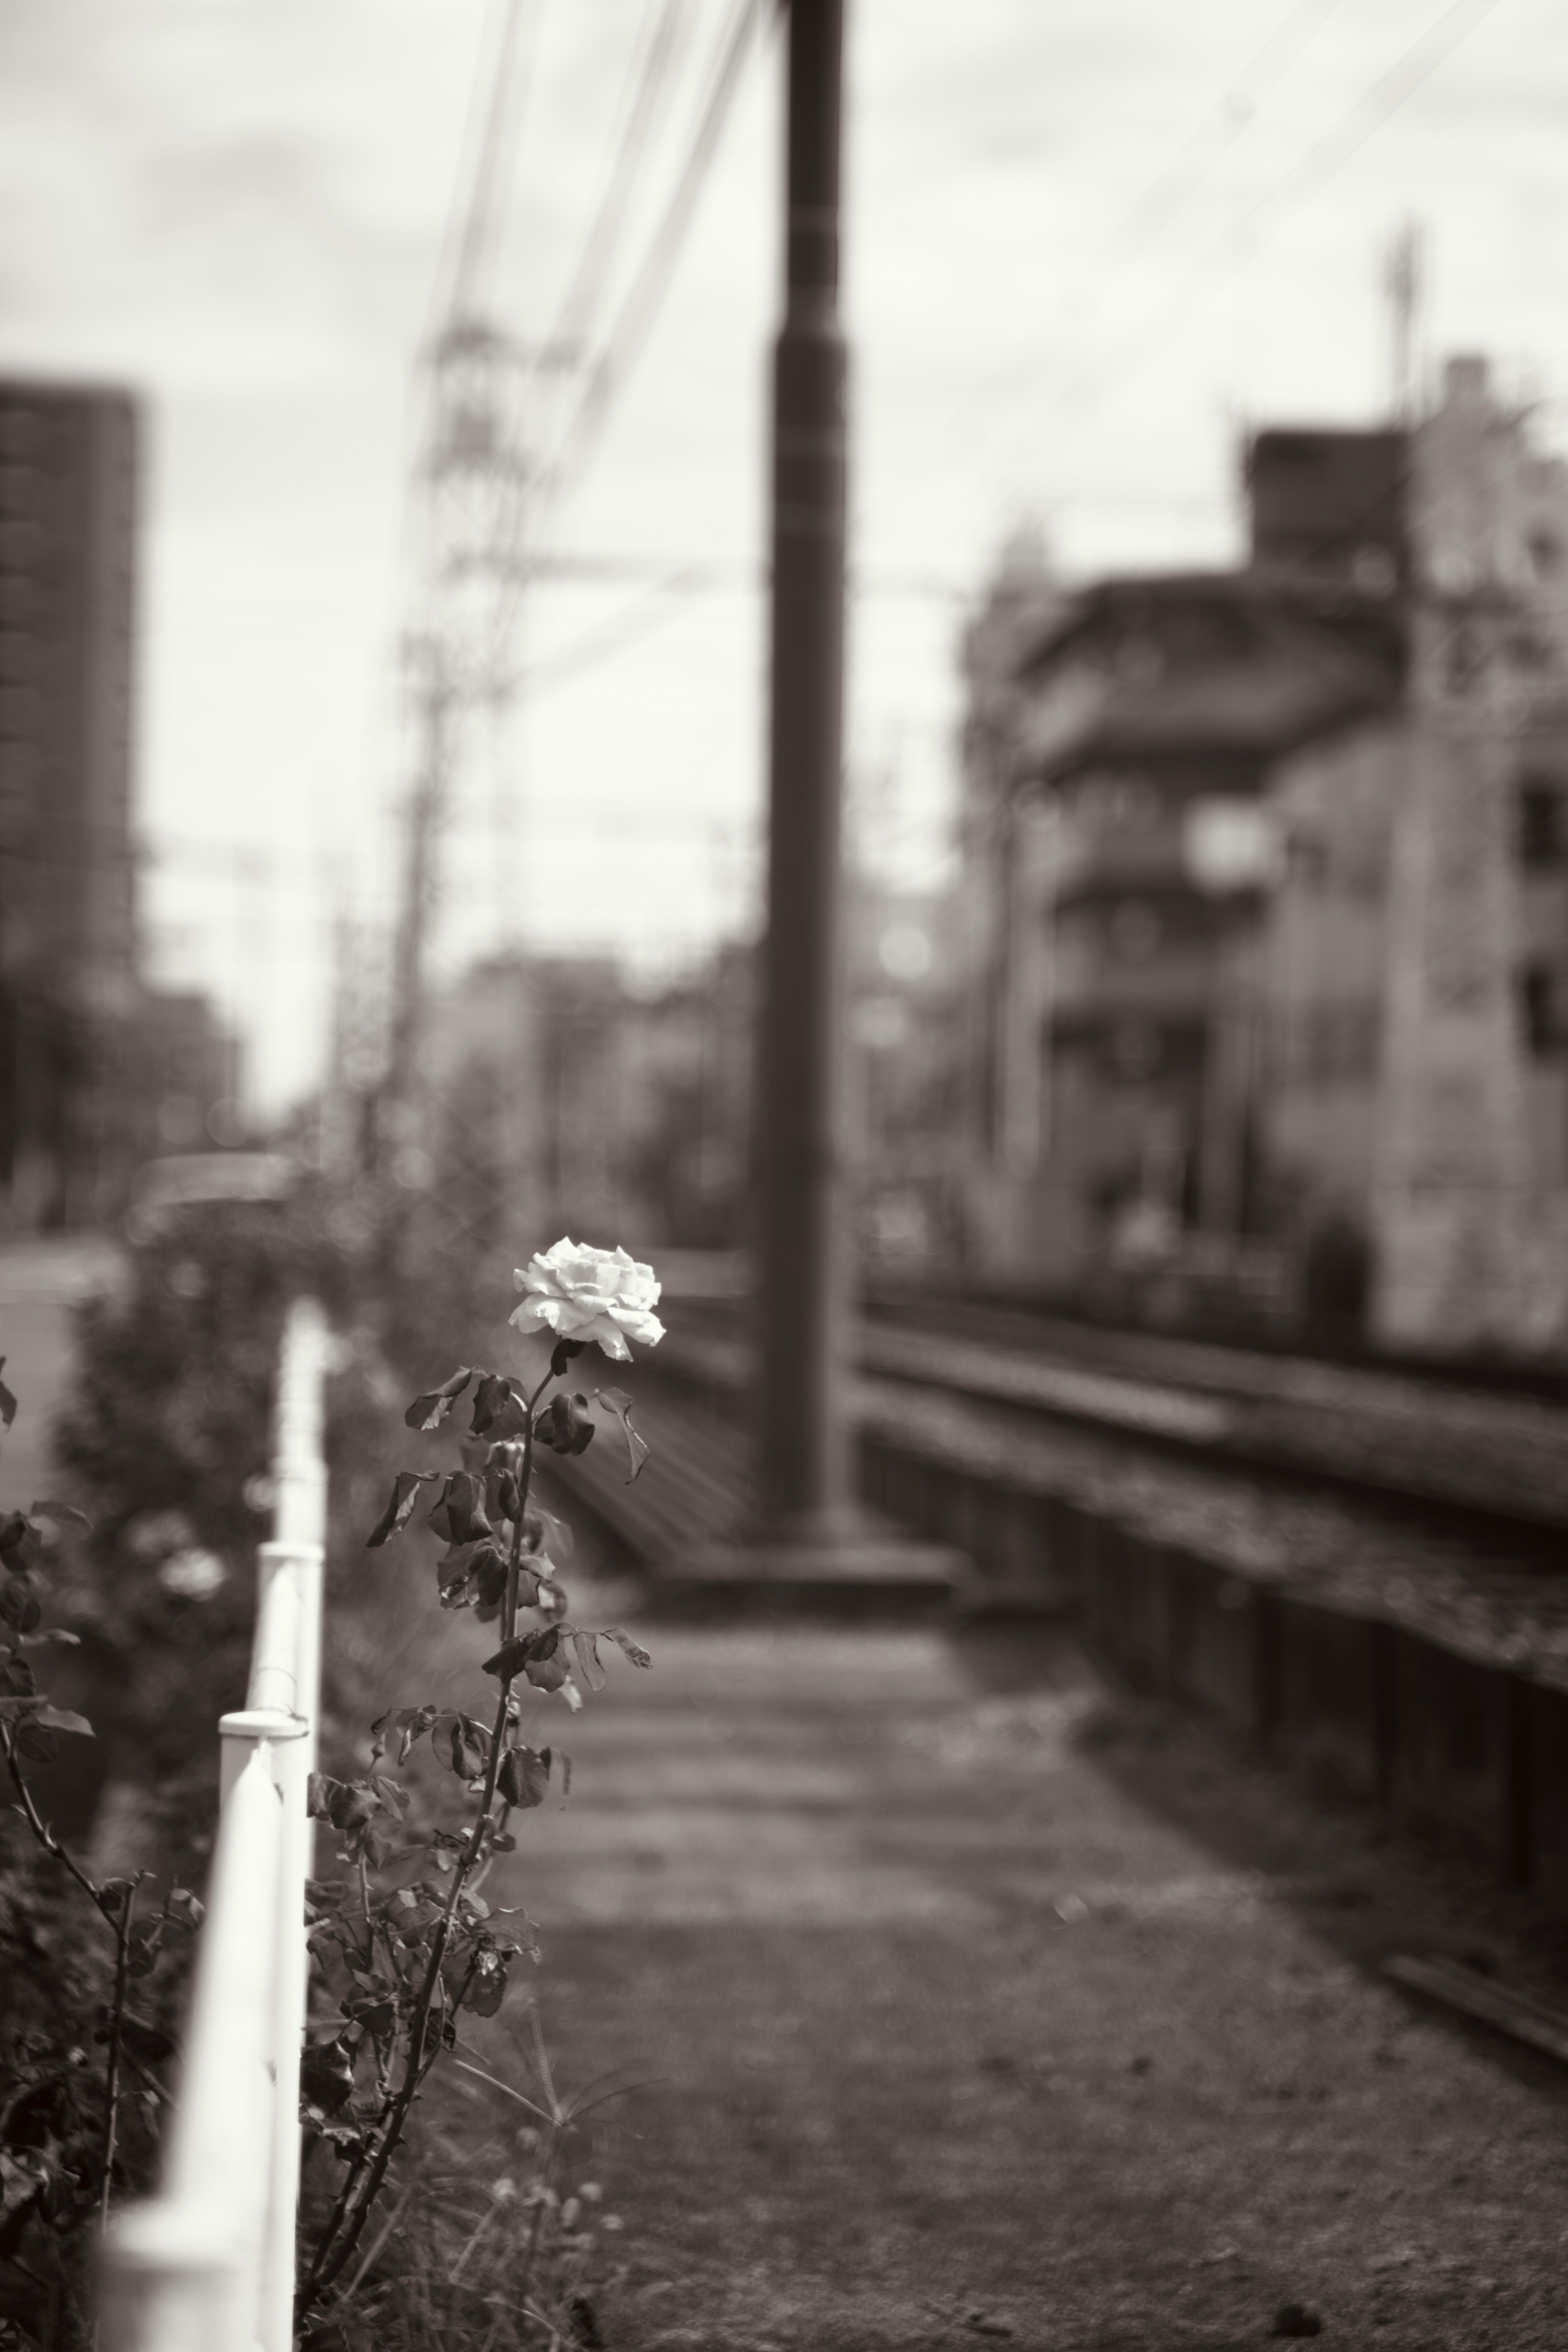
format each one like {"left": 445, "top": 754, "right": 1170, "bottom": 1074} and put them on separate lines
{"left": 509, "top": 1239, "right": 665, "bottom": 1363}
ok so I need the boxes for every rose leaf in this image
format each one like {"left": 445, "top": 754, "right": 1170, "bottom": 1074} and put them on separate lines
{"left": 404, "top": 1368, "right": 472, "bottom": 1432}
{"left": 593, "top": 1389, "right": 650, "bottom": 1483}
{"left": 367, "top": 1472, "right": 437, "bottom": 1548}
{"left": 602, "top": 1626, "right": 653, "bottom": 1670}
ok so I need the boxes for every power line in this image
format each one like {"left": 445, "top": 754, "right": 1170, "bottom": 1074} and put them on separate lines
{"left": 1231, "top": 0, "right": 1504, "bottom": 240}
{"left": 521, "top": 548, "right": 971, "bottom": 592}
{"left": 517, "top": 563, "right": 972, "bottom": 700}
{"left": 547, "top": 0, "right": 692, "bottom": 357}
{"left": 522, "top": 567, "right": 719, "bottom": 692}
{"left": 444, "top": 0, "right": 547, "bottom": 328}
{"left": 882, "top": 0, "right": 1351, "bottom": 516}
{"left": 1095, "top": 0, "right": 1353, "bottom": 265}
{"left": 919, "top": 0, "right": 1509, "bottom": 548}
{"left": 538, "top": 0, "right": 772, "bottom": 505}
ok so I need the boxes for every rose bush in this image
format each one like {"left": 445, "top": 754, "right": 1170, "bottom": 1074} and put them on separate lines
{"left": 294, "top": 1243, "right": 664, "bottom": 2337}
{"left": 509, "top": 1239, "right": 665, "bottom": 1363}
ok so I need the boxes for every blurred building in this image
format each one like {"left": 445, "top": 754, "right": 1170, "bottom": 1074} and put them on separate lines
{"left": 958, "top": 356, "right": 1568, "bottom": 1356}
{"left": 138, "top": 988, "right": 238, "bottom": 1156}
{"left": 416, "top": 944, "right": 753, "bottom": 1258}
{"left": 847, "top": 873, "right": 965, "bottom": 1278}
{"left": 410, "top": 893, "right": 969, "bottom": 1285}
{"left": 0, "top": 376, "right": 231, "bottom": 1229}
{"left": 953, "top": 522, "right": 1069, "bottom": 1261}
{"left": 1269, "top": 361, "right": 1568, "bottom": 1353}
{"left": 0, "top": 380, "right": 139, "bottom": 1223}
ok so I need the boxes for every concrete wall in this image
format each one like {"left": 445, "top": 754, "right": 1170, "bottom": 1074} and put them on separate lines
{"left": 861, "top": 1418, "right": 1568, "bottom": 1905}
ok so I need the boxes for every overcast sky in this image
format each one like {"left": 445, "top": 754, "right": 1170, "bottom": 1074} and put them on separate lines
{"left": 2, "top": 0, "right": 1565, "bottom": 1107}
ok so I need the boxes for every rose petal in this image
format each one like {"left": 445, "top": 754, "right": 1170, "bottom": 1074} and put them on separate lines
{"left": 583, "top": 1313, "right": 632, "bottom": 1361}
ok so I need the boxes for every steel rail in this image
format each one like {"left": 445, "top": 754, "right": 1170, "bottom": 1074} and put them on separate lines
{"left": 653, "top": 1296, "right": 1568, "bottom": 1549}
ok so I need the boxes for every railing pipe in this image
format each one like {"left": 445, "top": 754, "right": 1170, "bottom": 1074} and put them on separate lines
{"left": 272, "top": 1298, "right": 327, "bottom": 1767}
{"left": 255, "top": 1707, "right": 314, "bottom": 2352}
{"left": 249, "top": 1544, "right": 309, "bottom": 1716}
{"left": 98, "top": 1297, "right": 329, "bottom": 2352}
{"left": 182, "top": 1717, "right": 302, "bottom": 2199}
{"left": 101, "top": 1719, "right": 301, "bottom": 2351}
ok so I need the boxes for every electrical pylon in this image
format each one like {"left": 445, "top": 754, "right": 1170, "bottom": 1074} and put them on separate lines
{"left": 382, "top": 313, "right": 534, "bottom": 1131}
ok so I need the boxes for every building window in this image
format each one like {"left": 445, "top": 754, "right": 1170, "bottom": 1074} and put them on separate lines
{"left": 1520, "top": 777, "right": 1565, "bottom": 867}
{"left": 1444, "top": 619, "right": 1484, "bottom": 696}
{"left": 1289, "top": 1001, "right": 1381, "bottom": 1084}
{"left": 1108, "top": 901, "right": 1162, "bottom": 962}
{"left": 1105, "top": 1019, "right": 1163, "bottom": 1080}
{"left": 1350, "top": 545, "right": 1397, "bottom": 597}
{"left": 1529, "top": 527, "right": 1562, "bottom": 579}
{"left": 1521, "top": 965, "right": 1566, "bottom": 1056}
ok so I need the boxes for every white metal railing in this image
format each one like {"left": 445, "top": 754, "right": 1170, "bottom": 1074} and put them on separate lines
{"left": 99, "top": 1297, "right": 329, "bottom": 2352}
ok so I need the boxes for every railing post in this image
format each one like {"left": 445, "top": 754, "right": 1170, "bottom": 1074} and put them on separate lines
{"left": 96, "top": 2203, "right": 244, "bottom": 2352}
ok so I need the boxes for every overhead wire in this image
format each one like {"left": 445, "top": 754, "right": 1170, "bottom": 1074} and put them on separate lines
{"left": 517, "top": 561, "right": 970, "bottom": 702}
{"left": 546, "top": 0, "right": 693, "bottom": 358}
{"left": 452, "top": 2, "right": 1510, "bottom": 760}
{"left": 537, "top": 0, "right": 774, "bottom": 506}
{"left": 446, "top": 0, "right": 543, "bottom": 324}
{"left": 1055, "top": 0, "right": 1508, "bottom": 431}
{"left": 417, "top": 0, "right": 528, "bottom": 354}
{"left": 354, "top": 0, "right": 545, "bottom": 924}
{"left": 484, "top": 0, "right": 773, "bottom": 679}
{"left": 1224, "top": 0, "right": 1504, "bottom": 245}
{"left": 882, "top": 0, "right": 1352, "bottom": 520}
{"left": 1110, "top": 0, "right": 1351, "bottom": 253}
{"left": 887, "top": 0, "right": 1509, "bottom": 566}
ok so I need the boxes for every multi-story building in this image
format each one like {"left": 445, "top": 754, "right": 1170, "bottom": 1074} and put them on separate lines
{"left": 0, "top": 379, "right": 141, "bottom": 1225}
{"left": 956, "top": 357, "right": 1568, "bottom": 1356}
{"left": 1262, "top": 360, "right": 1568, "bottom": 1352}
{"left": 0, "top": 376, "right": 235, "bottom": 1227}
{"left": 957, "top": 528, "right": 1401, "bottom": 1301}
{"left": 845, "top": 872, "right": 965, "bottom": 1275}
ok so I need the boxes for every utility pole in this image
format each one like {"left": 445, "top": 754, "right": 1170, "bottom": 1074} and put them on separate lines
{"left": 679, "top": 0, "right": 958, "bottom": 1609}
{"left": 755, "top": 0, "right": 853, "bottom": 1537}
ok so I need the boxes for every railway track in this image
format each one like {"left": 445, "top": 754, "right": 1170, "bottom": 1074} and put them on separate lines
{"left": 538, "top": 1287, "right": 1568, "bottom": 1908}
{"left": 654, "top": 1293, "right": 1568, "bottom": 1553}
{"left": 863, "top": 1309, "right": 1568, "bottom": 1546}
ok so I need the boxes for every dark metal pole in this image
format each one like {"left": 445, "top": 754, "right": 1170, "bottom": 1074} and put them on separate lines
{"left": 755, "top": 0, "right": 851, "bottom": 1537}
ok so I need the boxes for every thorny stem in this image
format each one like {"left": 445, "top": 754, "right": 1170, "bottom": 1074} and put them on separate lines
{"left": 339, "top": 2179, "right": 414, "bottom": 2310}
{"left": 99, "top": 1882, "right": 136, "bottom": 2230}
{"left": 2, "top": 1730, "right": 156, "bottom": 2245}
{"left": 2, "top": 1728, "right": 107, "bottom": 1915}
{"left": 299, "top": 1362, "right": 557, "bottom": 2320}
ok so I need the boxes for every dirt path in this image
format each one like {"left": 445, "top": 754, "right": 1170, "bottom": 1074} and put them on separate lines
{"left": 402, "top": 1594, "right": 1568, "bottom": 2352}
